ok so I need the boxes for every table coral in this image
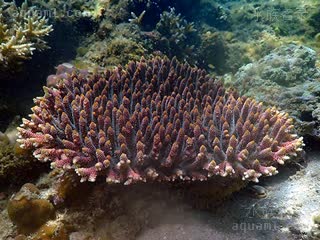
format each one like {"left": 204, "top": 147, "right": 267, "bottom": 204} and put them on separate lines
{"left": 0, "top": 0, "right": 52, "bottom": 68}
{"left": 17, "top": 57, "right": 303, "bottom": 185}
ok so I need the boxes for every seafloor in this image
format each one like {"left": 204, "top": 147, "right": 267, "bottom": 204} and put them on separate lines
{"left": 0, "top": 0, "right": 320, "bottom": 239}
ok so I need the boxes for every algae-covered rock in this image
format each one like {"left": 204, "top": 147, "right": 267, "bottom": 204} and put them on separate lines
{"left": 314, "top": 214, "right": 320, "bottom": 225}
{"left": 14, "top": 235, "right": 28, "bottom": 240}
{"left": 307, "top": 4, "right": 320, "bottom": 35}
{"left": 106, "top": 215, "right": 142, "bottom": 240}
{"left": 51, "top": 172, "right": 91, "bottom": 207}
{"left": 0, "top": 132, "right": 37, "bottom": 186}
{"left": 84, "top": 36, "right": 146, "bottom": 68}
{"left": 232, "top": 43, "right": 320, "bottom": 137}
{"left": 7, "top": 183, "right": 55, "bottom": 234}
{"left": 79, "top": 23, "right": 146, "bottom": 68}
{"left": 0, "top": 119, "right": 46, "bottom": 187}
{"left": 311, "top": 213, "right": 320, "bottom": 239}
{"left": 31, "top": 222, "right": 68, "bottom": 240}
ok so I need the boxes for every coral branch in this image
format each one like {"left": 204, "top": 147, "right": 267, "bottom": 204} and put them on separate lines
{"left": 0, "top": 0, "right": 53, "bottom": 68}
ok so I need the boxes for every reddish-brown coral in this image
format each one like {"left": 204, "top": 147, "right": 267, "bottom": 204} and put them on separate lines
{"left": 17, "top": 57, "right": 303, "bottom": 185}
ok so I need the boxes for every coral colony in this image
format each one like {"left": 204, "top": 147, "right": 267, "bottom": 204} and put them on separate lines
{"left": 17, "top": 57, "right": 303, "bottom": 185}
{"left": 0, "top": 0, "right": 53, "bottom": 67}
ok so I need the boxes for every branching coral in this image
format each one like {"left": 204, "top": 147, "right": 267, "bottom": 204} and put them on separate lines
{"left": 154, "top": 7, "right": 197, "bottom": 59}
{"left": 17, "top": 57, "right": 303, "bottom": 185}
{"left": 0, "top": 0, "right": 53, "bottom": 68}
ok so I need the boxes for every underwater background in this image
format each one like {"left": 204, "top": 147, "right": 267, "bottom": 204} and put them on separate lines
{"left": 0, "top": 0, "right": 320, "bottom": 239}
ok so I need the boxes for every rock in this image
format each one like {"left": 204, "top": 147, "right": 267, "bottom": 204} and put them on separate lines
{"left": 0, "top": 192, "right": 6, "bottom": 200}
{"left": 246, "top": 185, "right": 268, "bottom": 198}
{"left": 31, "top": 222, "right": 68, "bottom": 240}
{"left": 0, "top": 123, "right": 45, "bottom": 186}
{"left": 107, "top": 215, "right": 142, "bottom": 240}
{"left": 7, "top": 183, "right": 55, "bottom": 234}
{"left": 289, "top": 225, "right": 302, "bottom": 235}
{"left": 14, "top": 235, "right": 27, "bottom": 240}
{"left": 233, "top": 43, "right": 320, "bottom": 138}
{"left": 314, "top": 214, "right": 320, "bottom": 225}
{"left": 69, "top": 232, "right": 93, "bottom": 240}
{"left": 310, "top": 224, "right": 320, "bottom": 239}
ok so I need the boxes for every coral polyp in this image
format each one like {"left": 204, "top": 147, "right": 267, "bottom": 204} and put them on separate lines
{"left": 17, "top": 57, "right": 303, "bottom": 184}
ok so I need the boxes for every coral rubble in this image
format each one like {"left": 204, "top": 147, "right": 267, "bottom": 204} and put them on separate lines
{"left": 0, "top": 0, "right": 53, "bottom": 68}
{"left": 17, "top": 57, "right": 303, "bottom": 185}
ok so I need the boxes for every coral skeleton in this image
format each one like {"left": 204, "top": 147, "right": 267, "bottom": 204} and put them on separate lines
{"left": 17, "top": 57, "right": 303, "bottom": 185}
{"left": 129, "top": 10, "right": 146, "bottom": 25}
{"left": 0, "top": 0, "right": 52, "bottom": 67}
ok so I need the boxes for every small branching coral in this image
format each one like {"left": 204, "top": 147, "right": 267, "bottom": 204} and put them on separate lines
{"left": 155, "top": 7, "right": 197, "bottom": 60}
{"left": 0, "top": 0, "right": 53, "bottom": 68}
{"left": 17, "top": 57, "right": 303, "bottom": 185}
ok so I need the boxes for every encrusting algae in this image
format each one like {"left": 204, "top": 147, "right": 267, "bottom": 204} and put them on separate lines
{"left": 0, "top": 130, "right": 41, "bottom": 186}
{"left": 7, "top": 183, "right": 55, "bottom": 234}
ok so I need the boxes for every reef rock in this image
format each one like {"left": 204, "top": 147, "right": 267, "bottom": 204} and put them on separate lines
{"left": 233, "top": 43, "right": 320, "bottom": 138}
{"left": 7, "top": 183, "right": 55, "bottom": 234}
{"left": 0, "top": 127, "right": 41, "bottom": 186}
